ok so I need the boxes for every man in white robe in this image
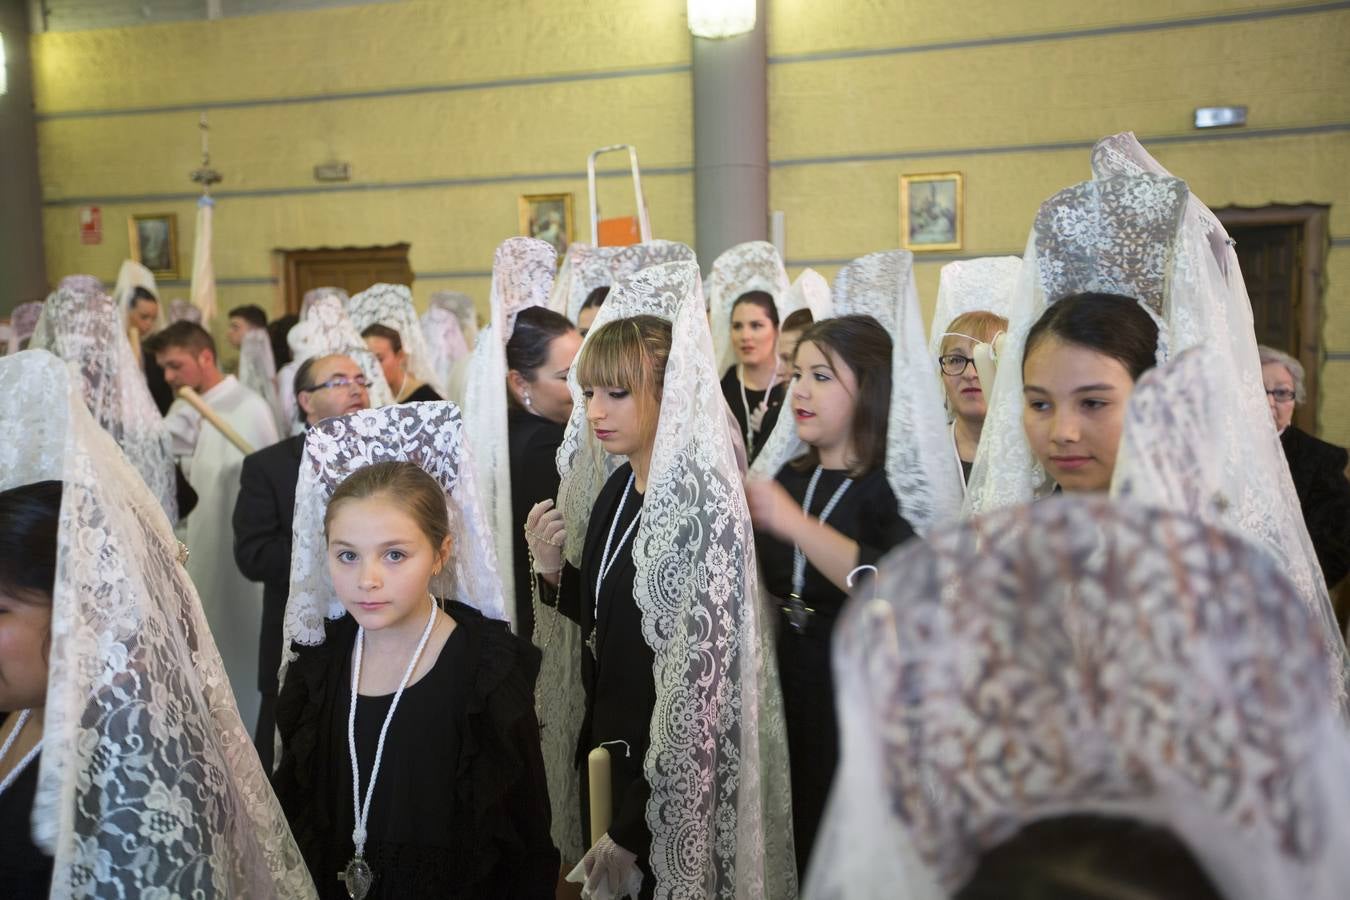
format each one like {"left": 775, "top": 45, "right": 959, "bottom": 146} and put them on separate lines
{"left": 149, "top": 321, "right": 280, "bottom": 728}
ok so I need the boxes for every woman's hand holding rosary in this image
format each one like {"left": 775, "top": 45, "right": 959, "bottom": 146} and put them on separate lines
{"left": 525, "top": 499, "right": 566, "bottom": 586}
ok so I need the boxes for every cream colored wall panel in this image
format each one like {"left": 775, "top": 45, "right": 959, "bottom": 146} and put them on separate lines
{"left": 770, "top": 12, "right": 1350, "bottom": 161}
{"left": 1318, "top": 360, "right": 1349, "bottom": 443}
{"left": 32, "top": 0, "right": 690, "bottom": 114}
{"left": 1323, "top": 247, "right": 1350, "bottom": 349}
{"left": 768, "top": 0, "right": 1324, "bottom": 57}
{"left": 37, "top": 73, "right": 693, "bottom": 201}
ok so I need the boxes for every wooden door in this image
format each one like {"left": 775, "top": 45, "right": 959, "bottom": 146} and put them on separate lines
{"left": 1217, "top": 205, "right": 1328, "bottom": 435}
{"left": 277, "top": 244, "right": 413, "bottom": 314}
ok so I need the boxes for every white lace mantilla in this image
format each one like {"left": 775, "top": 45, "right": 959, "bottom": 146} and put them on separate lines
{"left": 461, "top": 237, "right": 557, "bottom": 632}
{"left": 707, "top": 240, "right": 792, "bottom": 373}
{"left": 806, "top": 497, "right": 1350, "bottom": 900}
{"left": 284, "top": 401, "right": 507, "bottom": 661}
{"left": 0, "top": 350, "right": 317, "bottom": 898}
{"left": 552, "top": 261, "right": 796, "bottom": 898}
{"left": 238, "top": 327, "right": 286, "bottom": 434}
{"left": 277, "top": 294, "right": 394, "bottom": 431}
{"left": 927, "top": 256, "right": 1021, "bottom": 357}
{"left": 29, "top": 283, "right": 178, "bottom": 521}
{"left": 347, "top": 282, "right": 446, "bottom": 397}
{"left": 549, "top": 240, "right": 698, "bottom": 323}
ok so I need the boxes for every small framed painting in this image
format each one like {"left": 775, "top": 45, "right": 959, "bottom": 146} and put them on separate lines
{"left": 518, "top": 193, "right": 574, "bottom": 261}
{"left": 128, "top": 213, "right": 180, "bottom": 278}
{"left": 900, "top": 172, "right": 963, "bottom": 252}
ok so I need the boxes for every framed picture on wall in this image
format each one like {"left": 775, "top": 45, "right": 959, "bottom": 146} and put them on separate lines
{"left": 900, "top": 173, "right": 963, "bottom": 252}
{"left": 518, "top": 193, "right": 573, "bottom": 261}
{"left": 128, "top": 213, "right": 180, "bottom": 278}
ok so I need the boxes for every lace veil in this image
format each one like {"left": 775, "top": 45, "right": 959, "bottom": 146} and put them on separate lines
{"left": 429, "top": 289, "right": 478, "bottom": 347}
{"left": 299, "top": 286, "right": 349, "bottom": 317}
{"left": 168, "top": 297, "right": 202, "bottom": 324}
{"left": 238, "top": 327, "right": 286, "bottom": 433}
{"left": 549, "top": 240, "right": 698, "bottom": 323}
{"left": 421, "top": 294, "right": 472, "bottom": 391}
{"left": 347, "top": 282, "right": 445, "bottom": 397}
{"left": 461, "top": 238, "right": 557, "bottom": 632}
{"left": 8, "top": 301, "right": 45, "bottom": 353}
{"left": 0, "top": 350, "right": 316, "bottom": 898}
{"left": 926, "top": 256, "right": 1021, "bottom": 358}
{"left": 551, "top": 260, "right": 796, "bottom": 898}
{"left": 112, "top": 259, "right": 166, "bottom": 335}
{"left": 708, "top": 240, "right": 793, "bottom": 373}
{"left": 804, "top": 496, "right": 1350, "bottom": 900}
{"left": 282, "top": 401, "right": 507, "bottom": 673}
{"left": 785, "top": 267, "right": 832, "bottom": 321}
{"left": 29, "top": 282, "right": 178, "bottom": 521}
{"left": 276, "top": 295, "right": 394, "bottom": 431}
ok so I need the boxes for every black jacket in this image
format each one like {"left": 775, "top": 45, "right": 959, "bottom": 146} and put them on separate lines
{"left": 1281, "top": 425, "right": 1350, "bottom": 590}
{"left": 233, "top": 432, "right": 305, "bottom": 691}
{"left": 507, "top": 408, "right": 565, "bottom": 637}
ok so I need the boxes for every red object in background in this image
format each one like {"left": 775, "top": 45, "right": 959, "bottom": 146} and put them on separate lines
{"left": 598, "top": 216, "right": 641, "bottom": 247}
{"left": 80, "top": 206, "right": 102, "bottom": 245}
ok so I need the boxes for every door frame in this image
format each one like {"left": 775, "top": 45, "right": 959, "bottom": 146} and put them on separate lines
{"left": 1214, "top": 204, "right": 1329, "bottom": 434}
{"left": 275, "top": 243, "right": 412, "bottom": 315}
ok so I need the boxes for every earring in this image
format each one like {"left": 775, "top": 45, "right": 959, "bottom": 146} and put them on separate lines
{"left": 523, "top": 390, "right": 533, "bottom": 409}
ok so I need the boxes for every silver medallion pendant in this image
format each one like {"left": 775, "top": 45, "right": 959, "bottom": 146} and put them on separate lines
{"left": 340, "top": 855, "right": 374, "bottom": 900}
{"left": 783, "top": 594, "right": 814, "bottom": 633}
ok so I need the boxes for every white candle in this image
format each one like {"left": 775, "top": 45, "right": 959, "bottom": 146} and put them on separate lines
{"left": 588, "top": 746, "right": 612, "bottom": 845}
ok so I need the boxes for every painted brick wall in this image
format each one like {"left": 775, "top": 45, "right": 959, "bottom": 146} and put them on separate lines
{"left": 767, "top": 0, "right": 1350, "bottom": 441}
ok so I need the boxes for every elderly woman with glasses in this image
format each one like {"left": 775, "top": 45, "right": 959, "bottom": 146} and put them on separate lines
{"left": 1260, "top": 345, "right": 1350, "bottom": 600}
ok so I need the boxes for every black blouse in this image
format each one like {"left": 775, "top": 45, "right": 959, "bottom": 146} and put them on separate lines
{"left": 508, "top": 407, "right": 566, "bottom": 637}
{"left": 721, "top": 367, "right": 786, "bottom": 462}
{"left": 401, "top": 382, "right": 443, "bottom": 403}
{"left": 272, "top": 601, "right": 558, "bottom": 899}
{"left": 0, "top": 712, "right": 49, "bottom": 900}
{"left": 544, "top": 463, "right": 657, "bottom": 876}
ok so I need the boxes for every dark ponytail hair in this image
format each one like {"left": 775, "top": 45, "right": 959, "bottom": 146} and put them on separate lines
{"left": 1023, "top": 293, "right": 1159, "bottom": 381}
{"left": 0, "top": 480, "right": 62, "bottom": 603}
{"left": 731, "top": 290, "right": 779, "bottom": 329}
{"left": 507, "top": 307, "right": 577, "bottom": 377}
{"left": 791, "top": 314, "right": 892, "bottom": 477}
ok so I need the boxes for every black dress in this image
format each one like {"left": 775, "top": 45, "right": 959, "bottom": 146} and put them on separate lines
{"left": 542, "top": 463, "right": 657, "bottom": 899}
{"left": 753, "top": 463, "right": 916, "bottom": 877}
{"left": 402, "top": 382, "right": 443, "bottom": 403}
{"left": 721, "top": 367, "right": 785, "bottom": 462}
{"left": 508, "top": 407, "right": 566, "bottom": 637}
{"left": 1281, "top": 425, "right": 1350, "bottom": 593}
{"left": 272, "top": 601, "right": 558, "bottom": 899}
{"left": 0, "top": 713, "right": 49, "bottom": 899}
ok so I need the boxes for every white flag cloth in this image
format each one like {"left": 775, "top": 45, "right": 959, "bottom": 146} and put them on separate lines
{"left": 191, "top": 195, "right": 218, "bottom": 325}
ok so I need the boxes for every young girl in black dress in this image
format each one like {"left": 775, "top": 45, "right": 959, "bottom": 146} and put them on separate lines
{"left": 747, "top": 314, "right": 917, "bottom": 877}
{"left": 273, "top": 461, "right": 557, "bottom": 899}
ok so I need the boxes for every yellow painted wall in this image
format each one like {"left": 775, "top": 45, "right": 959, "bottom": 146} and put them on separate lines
{"left": 768, "top": 0, "right": 1350, "bottom": 441}
{"left": 32, "top": 0, "right": 694, "bottom": 361}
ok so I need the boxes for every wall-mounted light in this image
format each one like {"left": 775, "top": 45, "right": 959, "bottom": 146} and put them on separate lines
{"left": 688, "top": 0, "right": 756, "bottom": 39}
{"left": 1194, "top": 106, "right": 1247, "bottom": 129}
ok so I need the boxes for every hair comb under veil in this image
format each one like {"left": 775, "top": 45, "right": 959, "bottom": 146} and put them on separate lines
{"left": 0, "top": 350, "right": 316, "bottom": 898}
{"left": 347, "top": 282, "right": 446, "bottom": 398}
{"left": 461, "top": 237, "right": 557, "bottom": 632}
{"left": 549, "top": 261, "right": 796, "bottom": 896}
{"left": 805, "top": 496, "right": 1350, "bottom": 900}
{"left": 283, "top": 401, "right": 507, "bottom": 668}
{"left": 276, "top": 294, "right": 394, "bottom": 430}
{"left": 29, "top": 282, "right": 178, "bottom": 521}
{"left": 926, "top": 256, "right": 1021, "bottom": 358}
{"left": 707, "top": 240, "right": 794, "bottom": 372}
{"left": 548, "top": 240, "right": 698, "bottom": 323}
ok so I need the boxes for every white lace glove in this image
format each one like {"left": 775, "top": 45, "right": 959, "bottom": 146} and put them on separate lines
{"left": 565, "top": 833, "right": 643, "bottom": 900}
{"left": 524, "top": 499, "right": 565, "bottom": 574}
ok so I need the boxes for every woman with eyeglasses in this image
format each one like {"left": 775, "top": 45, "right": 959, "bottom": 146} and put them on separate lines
{"left": 936, "top": 310, "right": 1008, "bottom": 489}
{"left": 1260, "top": 345, "right": 1350, "bottom": 598}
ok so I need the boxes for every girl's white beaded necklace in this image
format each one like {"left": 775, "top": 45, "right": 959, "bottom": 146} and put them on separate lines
{"left": 340, "top": 595, "right": 438, "bottom": 900}
{"left": 738, "top": 364, "right": 778, "bottom": 449}
{"left": 0, "top": 709, "right": 41, "bottom": 797}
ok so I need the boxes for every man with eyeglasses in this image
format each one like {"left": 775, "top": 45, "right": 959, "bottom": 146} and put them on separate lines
{"left": 232, "top": 354, "right": 370, "bottom": 768}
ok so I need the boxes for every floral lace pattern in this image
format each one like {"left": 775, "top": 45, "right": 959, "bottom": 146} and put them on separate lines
{"left": 808, "top": 497, "right": 1350, "bottom": 900}
{"left": 284, "top": 401, "right": 507, "bottom": 661}
{"left": 832, "top": 251, "right": 963, "bottom": 535}
{"left": 429, "top": 289, "right": 479, "bottom": 348}
{"left": 168, "top": 298, "right": 202, "bottom": 324}
{"left": 300, "top": 286, "right": 348, "bottom": 317}
{"left": 550, "top": 240, "right": 697, "bottom": 323}
{"left": 30, "top": 285, "right": 177, "bottom": 521}
{"left": 421, "top": 302, "right": 472, "bottom": 390}
{"left": 708, "top": 241, "right": 791, "bottom": 372}
{"left": 8, "top": 300, "right": 43, "bottom": 351}
{"left": 462, "top": 238, "right": 557, "bottom": 631}
{"left": 238, "top": 328, "right": 285, "bottom": 434}
{"left": 277, "top": 295, "right": 394, "bottom": 431}
{"left": 348, "top": 282, "right": 445, "bottom": 396}
{"left": 0, "top": 351, "right": 316, "bottom": 898}
{"left": 553, "top": 261, "right": 796, "bottom": 898}
{"left": 927, "top": 256, "right": 1021, "bottom": 357}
